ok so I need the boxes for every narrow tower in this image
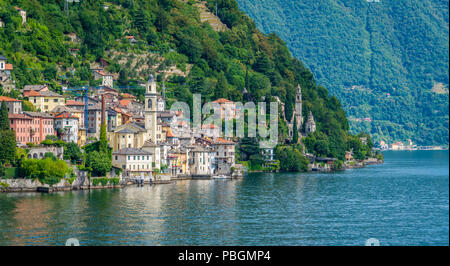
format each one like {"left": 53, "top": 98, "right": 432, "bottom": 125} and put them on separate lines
{"left": 145, "top": 74, "right": 158, "bottom": 143}
{"left": 294, "top": 84, "right": 303, "bottom": 131}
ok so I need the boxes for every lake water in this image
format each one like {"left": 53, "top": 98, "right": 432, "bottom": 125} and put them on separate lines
{"left": 0, "top": 150, "right": 448, "bottom": 246}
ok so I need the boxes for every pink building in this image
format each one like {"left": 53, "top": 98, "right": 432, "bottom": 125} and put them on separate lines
{"left": 9, "top": 112, "right": 55, "bottom": 145}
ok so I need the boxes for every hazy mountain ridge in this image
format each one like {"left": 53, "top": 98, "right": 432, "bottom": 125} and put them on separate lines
{"left": 236, "top": 0, "right": 449, "bottom": 145}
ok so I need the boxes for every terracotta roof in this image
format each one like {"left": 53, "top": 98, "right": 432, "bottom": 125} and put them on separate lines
{"left": 4, "top": 64, "right": 13, "bottom": 70}
{"left": 0, "top": 96, "right": 21, "bottom": 102}
{"left": 214, "top": 137, "right": 235, "bottom": 145}
{"left": 55, "top": 113, "right": 77, "bottom": 119}
{"left": 212, "top": 98, "right": 234, "bottom": 104}
{"left": 66, "top": 100, "right": 84, "bottom": 106}
{"left": 24, "top": 89, "right": 62, "bottom": 98}
{"left": 94, "top": 70, "right": 112, "bottom": 76}
{"left": 23, "top": 90, "right": 41, "bottom": 97}
{"left": 119, "top": 99, "right": 131, "bottom": 106}
{"left": 125, "top": 35, "right": 135, "bottom": 39}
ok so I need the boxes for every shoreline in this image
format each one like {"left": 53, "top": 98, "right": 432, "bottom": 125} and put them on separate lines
{"left": 0, "top": 159, "right": 384, "bottom": 194}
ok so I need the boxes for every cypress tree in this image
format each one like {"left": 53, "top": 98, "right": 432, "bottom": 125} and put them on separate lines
{"left": 0, "top": 101, "right": 10, "bottom": 130}
{"left": 293, "top": 117, "right": 299, "bottom": 144}
{"left": 99, "top": 122, "right": 108, "bottom": 154}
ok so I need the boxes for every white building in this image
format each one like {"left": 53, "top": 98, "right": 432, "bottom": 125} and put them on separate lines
{"left": 212, "top": 138, "right": 236, "bottom": 175}
{"left": 112, "top": 148, "right": 153, "bottom": 177}
{"left": 54, "top": 112, "right": 79, "bottom": 143}
{"left": 189, "top": 146, "right": 213, "bottom": 177}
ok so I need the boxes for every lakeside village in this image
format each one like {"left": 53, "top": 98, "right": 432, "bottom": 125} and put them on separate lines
{"left": 0, "top": 53, "right": 382, "bottom": 193}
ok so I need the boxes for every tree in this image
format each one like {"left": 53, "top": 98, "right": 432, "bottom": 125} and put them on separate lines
{"left": 99, "top": 122, "right": 108, "bottom": 154}
{"left": 64, "top": 142, "right": 82, "bottom": 163}
{"left": 22, "top": 100, "right": 36, "bottom": 112}
{"left": 293, "top": 117, "right": 299, "bottom": 144}
{"left": 86, "top": 151, "right": 112, "bottom": 177}
{"left": 0, "top": 101, "right": 10, "bottom": 130}
{"left": 0, "top": 130, "right": 16, "bottom": 165}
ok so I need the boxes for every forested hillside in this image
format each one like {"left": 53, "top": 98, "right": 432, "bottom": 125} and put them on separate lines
{"left": 236, "top": 0, "right": 449, "bottom": 146}
{"left": 0, "top": 0, "right": 366, "bottom": 161}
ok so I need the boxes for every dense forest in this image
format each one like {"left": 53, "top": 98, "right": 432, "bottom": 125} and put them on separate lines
{"left": 0, "top": 0, "right": 374, "bottom": 167}
{"left": 236, "top": 0, "right": 449, "bottom": 146}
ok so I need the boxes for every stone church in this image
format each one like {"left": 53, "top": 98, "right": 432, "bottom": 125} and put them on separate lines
{"left": 287, "top": 84, "right": 316, "bottom": 141}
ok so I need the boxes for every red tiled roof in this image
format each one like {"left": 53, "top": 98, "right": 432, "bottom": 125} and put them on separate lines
{"left": 212, "top": 98, "right": 234, "bottom": 104}
{"left": 215, "top": 137, "right": 234, "bottom": 145}
{"left": 55, "top": 113, "right": 77, "bottom": 119}
{"left": 4, "top": 64, "right": 13, "bottom": 70}
{"left": 119, "top": 99, "right": 131, "bottom": 106}
{"left": 125, "top": 35, "right": 135, "bottom": 39}
{"left": 66, "top": 100, "right": 84, "bottom": 106}
{"left": 0, "top": 96, "right": 21, "bottom": 102}
{"left": 23, "top": 90, "right": 41, "bottom": 97}
{"left": 94, "top": 70, "right": 112, "bottom": 76}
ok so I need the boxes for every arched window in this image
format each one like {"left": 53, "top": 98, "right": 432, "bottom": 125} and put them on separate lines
{"left": 148, "top": 99, "right": 152, "bottom": 109}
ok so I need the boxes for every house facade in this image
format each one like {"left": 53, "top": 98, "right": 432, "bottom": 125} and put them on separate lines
{"left": 0, "top": 96, "right": 22, "bottom": 114}
{"left": 54, "top": 112, "right": 79, "bottom": 143}
{"left": 112, "top": 148, "right": 153, "bottom": 177}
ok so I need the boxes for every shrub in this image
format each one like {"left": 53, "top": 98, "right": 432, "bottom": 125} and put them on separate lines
{"left": 110, "top": 178, "right": 120, "bottom": 186}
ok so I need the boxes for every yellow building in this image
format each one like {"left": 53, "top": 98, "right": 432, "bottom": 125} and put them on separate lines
{"left": 78, "top": 128, "right": 87, "bottom": 146}
{"left": 26, "top": 89, "right": 65, "bottom": 112}
{"left": 108, "top": 122, "right": 147, "bottom": 151}
{"left": 169, "top": 148, "right": 189, "bottom": 176}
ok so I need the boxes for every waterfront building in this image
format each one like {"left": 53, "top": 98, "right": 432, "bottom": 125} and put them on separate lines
{"left": 189, "top": 146, "right": 212, "bottom": 177}
{"left": 109, "top": 122, "right": 147, "bottom": 150}
{"left": 142, "top": 139, "right": 161, "bottom": 170}
{"left": 112, "top": 148, "right": 153, "bottom": 177}
{"left": 212, "top": 138, "right": 236, "bottom": 175}
{"left": 0, "top": 96, "right": 22, "bottom": 114}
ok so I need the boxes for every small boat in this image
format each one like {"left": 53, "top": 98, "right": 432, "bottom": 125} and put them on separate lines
{"left": 213, "top": 175, "right": 231, "bottom": 180}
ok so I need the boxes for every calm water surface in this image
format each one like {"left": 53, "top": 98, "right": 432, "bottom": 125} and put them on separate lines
{"left": 0, "top": 150, "right": 448, "bottom": 246}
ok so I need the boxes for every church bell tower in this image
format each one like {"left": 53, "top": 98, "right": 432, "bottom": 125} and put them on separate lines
{"left": 145, "top": 74, "right": 158, "bottom": 143}
{"left": 295, "top": 84, "right": 303, "bottom": 131}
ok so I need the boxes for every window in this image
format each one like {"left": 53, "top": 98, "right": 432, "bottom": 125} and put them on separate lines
{"left": 115, "top": 156, "right": 118, "bottom": 160}
{"left": 128, "top": 156, "right": 130, "bottom": 160}
{"left": 54, "top": 99, "right": 58, "bottom": 103}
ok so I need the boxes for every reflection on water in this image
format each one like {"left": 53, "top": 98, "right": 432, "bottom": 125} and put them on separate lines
{"left": 0, "top": 151, "right": 448, "bottom": 246}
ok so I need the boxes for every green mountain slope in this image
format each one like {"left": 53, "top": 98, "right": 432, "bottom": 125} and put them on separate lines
{"left": 0, "top": 0, "right": 370, "bottom": 160}
{"left": 236, "top": 0, "right": 449, "bottom": 146}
